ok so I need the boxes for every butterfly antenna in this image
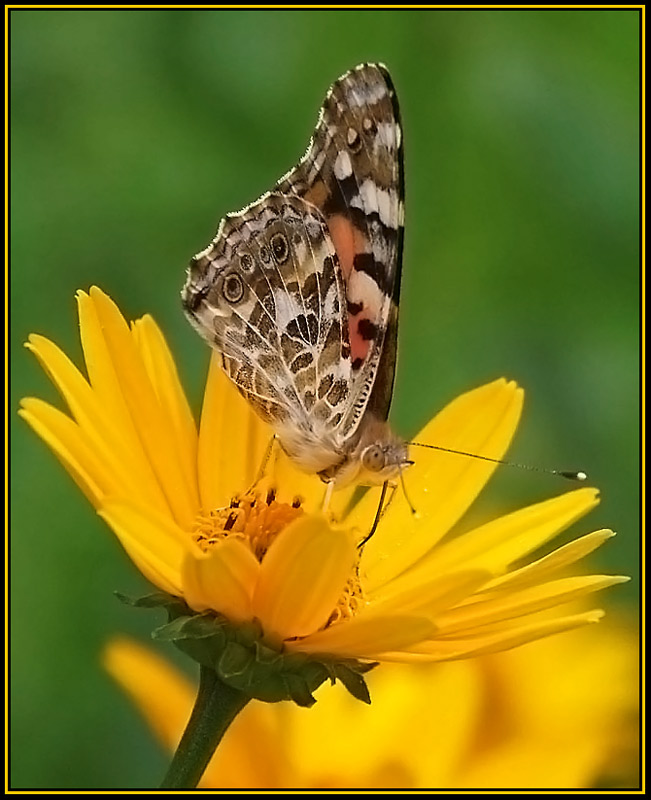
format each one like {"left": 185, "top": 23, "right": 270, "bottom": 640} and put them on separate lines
{"left": 408, "top": 442, "right": 587, "bottom": 482}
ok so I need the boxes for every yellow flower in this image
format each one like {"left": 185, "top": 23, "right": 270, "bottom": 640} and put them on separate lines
{"left": 20, "top": 287, "right": 626, "bottom": 665}
{"left": 103, "top": 624, "right": 639, "bottom": 789}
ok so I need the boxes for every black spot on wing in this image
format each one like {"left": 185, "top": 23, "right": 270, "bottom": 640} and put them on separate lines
{"left": 327, "top": 379, "right": 349, "bottom": 406}
{"left": 290, "top": 352, "right": 314, "bottom": 374}
{"left": 353, "top": 252, "right": 387, "bottom": 292}
{"left": 357, "top": 318, "right": 379, "bottom": 341}
{"left": 286, "top": 313, "right": 319, "bottom": 346}
{"left": 323, "top": 174, "right": 361, "bottom": 218}
{"left": 318, "top": 374, "right": 334, "bottom": 399}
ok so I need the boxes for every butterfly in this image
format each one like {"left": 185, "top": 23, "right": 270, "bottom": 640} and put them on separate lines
{"left": 182, "top": 63, "right": 410, "bottom": 490}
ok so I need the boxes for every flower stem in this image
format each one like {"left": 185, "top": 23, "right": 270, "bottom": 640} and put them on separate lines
{"left": 160, "top": 665, "right": 250, "bottom": 789}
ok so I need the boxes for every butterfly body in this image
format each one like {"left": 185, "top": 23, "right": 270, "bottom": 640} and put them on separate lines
{"left": 183, "top": 63, "right": 409, "bottom": 488}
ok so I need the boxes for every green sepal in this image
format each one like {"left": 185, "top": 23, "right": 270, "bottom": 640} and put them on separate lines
{"left": 120, "top": 589, "right": 377, "bottom": 707}
{"left": 114, "top": 590, "right": 188, "bottom": 617}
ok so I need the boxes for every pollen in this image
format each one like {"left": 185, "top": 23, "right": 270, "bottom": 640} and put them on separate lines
{"left": 192, "top": 487, "right": 304, "bottom": 561}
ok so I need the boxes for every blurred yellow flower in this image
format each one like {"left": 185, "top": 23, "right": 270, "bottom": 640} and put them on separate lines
{"left": 20, "top": 287, "right": 626, "bottom": 665}
{"left": 104, "top": 625, "right": 639, "bottom": 789}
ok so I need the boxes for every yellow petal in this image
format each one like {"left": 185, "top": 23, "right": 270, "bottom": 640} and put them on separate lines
{"left": 198, "top": 353, "right": 271, "bottom": 511}
{"left": 24, "top": 336, "right": 169, "bottom": 512}
{"left": 394, "top": 609, "right": 606, "bottom": 662}
{"left": 290, "top": 614, "right": 437, "bottom": 658}
{"left": 393, "top": 488, "right": 600, "bottom": 591}
{"left": 26, "top": 333, "right": 102, "bottom": 429}
{"left": 433, "top": 575, "right": 628, "bottom": 636}
{"left": 182, "top": 538, "right": 260, "bottom": 622}
{"left": 131, "top": 315, "right": 200, "bottom": 512}
{"left": 481, "top": 529, "right": 616, "bottom": 594}
{"left": 76, "top": 290, "right": 175, "bottom": 518}
{"left": 357, "top": 379, "right": 523, "bottom": 591}
{"left": 252, "top": 515, "right": 355, "bottom": 640}
{"left": 99, "top": 500, "right": 194, "bottom": 596}
{"left": 88, "top": 288, "right": 199, "bottom": 529}
{"left": 19, "top": 399, "right": 116, "bottom": 507}
{"left": 367, "top": 569, "right": 491, "bottom": 619}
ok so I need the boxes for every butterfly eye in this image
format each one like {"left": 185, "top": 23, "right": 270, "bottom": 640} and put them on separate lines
{"left": 222, "top": 273, "right": 244, "bottom": 303}
{"left": 270, "top": 232, "right": 290, "bottom": 264}
{"left": 361, "top": 445, "right": 386, "bottom": 472}
{"left": 240, "top": 253, "right": 254, "bottom": 272}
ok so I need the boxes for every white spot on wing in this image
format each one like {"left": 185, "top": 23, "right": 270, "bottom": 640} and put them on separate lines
{"left": 376, "top": 122, "right": 396, "bottom": 149}
{"left": 351, "top": 180, "right": 399, "bottom": 229}
{"left": 334, "top": 150, "right": 353, "bottom": 180}
{"left": 345, "top": 82, "right": 387, "bottom": 107}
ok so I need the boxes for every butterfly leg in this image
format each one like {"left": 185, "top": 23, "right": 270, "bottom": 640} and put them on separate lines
{"left": 398, "top": 465, "right": 417, "bottom": 516}
{"left": 357, "top": 480, "right": 398, "bottom": 549}
{"left": 246, "top": 434, "right": 278, "bottom": 493}
{"left": 322, "top": 479, "right": 335, "bottom": 515}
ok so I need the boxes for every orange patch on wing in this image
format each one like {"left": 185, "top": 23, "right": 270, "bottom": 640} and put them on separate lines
{"left": 327, "top": 214, "right": 367, "bottom": 281}
{"left": 326, "top": 213, "right": 373, "bottom": 368}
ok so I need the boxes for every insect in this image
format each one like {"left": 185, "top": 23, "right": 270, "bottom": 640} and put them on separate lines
{"left": 182, "top": 63, "right": 410, "bottom": 491}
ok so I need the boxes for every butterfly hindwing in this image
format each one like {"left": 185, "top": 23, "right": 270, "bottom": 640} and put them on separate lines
{"left": 184, "top": 193, "right": 356, "bottom": 472}
{"left": 276, "top": 62, "right": 404, "bottom": 434}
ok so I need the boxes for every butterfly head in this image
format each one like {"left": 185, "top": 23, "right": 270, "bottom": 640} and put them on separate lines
{"left": 329, "top": 417, "right": 410, "bottom": 488}
{"left": 358, "top": 440, "right": 412, "bottom": 486}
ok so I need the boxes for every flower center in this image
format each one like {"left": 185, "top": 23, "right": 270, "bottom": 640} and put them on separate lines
{"left": 192, "top": 485, "right": 366, "bottom": 628}
{"left": 192, "top": 486, "right": 303, "bottom": 561}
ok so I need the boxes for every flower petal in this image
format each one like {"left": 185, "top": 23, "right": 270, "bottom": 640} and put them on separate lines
{"left": 356, "top": 379, "right": 523, "bottom": 591}
{"left": 99, "top": 500, "right": 195, "bottom": 596}
{"left": 290, "top": 614, "right": 437, "bottom": 658}
{"left": 367, "top": 569, "right": 492, "bottom": 619}
{"left": 87, "top": 288, "right": 199, "bottom": 529}
{"left": 198, "top": 353, "right": 271, "bottom": 511}
{"left": 76, "top": 290, "right": 176, "bottom": 520}
{"left": 182, "top": 538, "right": 260, "bottom": 622}
{"left": 388, "top": 609, "right": 606, "bottom": 662}
{"left": 433, "top": 575, "right": 628, "bottom": 636}
{"left": 252, "top": 515, "right": 355, "bottom": 640}
{"left": 389, "top": 488, "right": 600, "bottom": 592}
{"left": 24, "top": 335, "right": 172, "bottom": 515}
{"left": 480, "top": 529, "right": 616, "bottom": 594}
{"left": 19, "top": 398, "right": 117, "bottom": 506}
{"left": 131, "top": 315, "right": 199, "bottom": 512}
{"left": 26, "top": 333, "right": 103, "bottom": 431}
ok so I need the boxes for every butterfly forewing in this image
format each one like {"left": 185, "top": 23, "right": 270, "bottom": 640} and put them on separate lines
{"left": 276, "top": 63, "right": 405, "bottom": 436}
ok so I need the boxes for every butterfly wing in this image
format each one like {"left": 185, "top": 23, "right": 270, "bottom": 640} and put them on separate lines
{"left": 182, "top": 63, "right": 404, "bottom": 478}
{"left": 276, "top": 62, "right": 405, "bottom": 437}
{"left": 183, "top": 193, "right": 354, "bottom": 473}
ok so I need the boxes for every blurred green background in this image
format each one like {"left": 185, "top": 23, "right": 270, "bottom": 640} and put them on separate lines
{"left": 10, "top": 8, "right": 639, "bottom": 790}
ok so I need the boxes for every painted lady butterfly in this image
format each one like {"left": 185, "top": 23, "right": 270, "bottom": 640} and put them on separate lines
{"left": 182, "top": 63, "right": 409, "bottom": 490}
